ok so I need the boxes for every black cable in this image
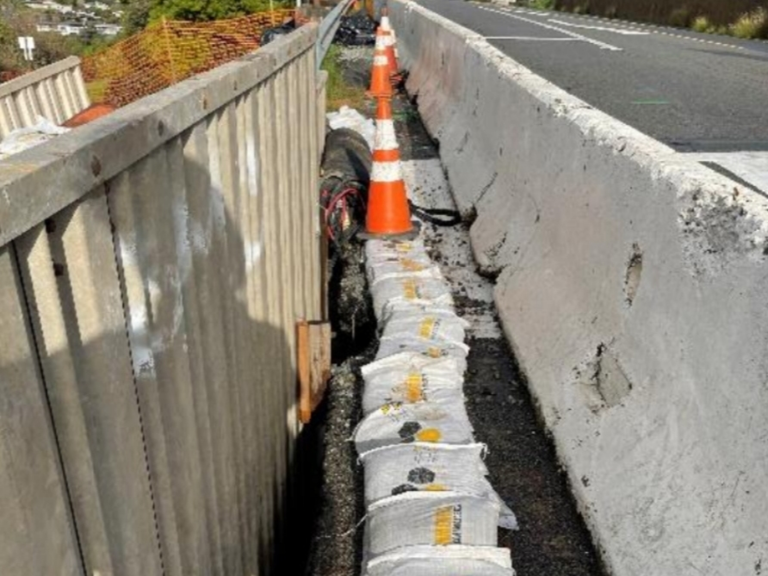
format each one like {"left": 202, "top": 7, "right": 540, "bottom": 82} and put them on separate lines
{"left": 408, "top": 201, "right": 463, "bottom": 227}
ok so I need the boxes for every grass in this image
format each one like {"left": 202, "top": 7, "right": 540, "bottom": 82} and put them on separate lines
{"left": 321, "top": 45, "right": 366, "bottom": 111}
{"left": 691, "top": 15, "right": 729, "bottom": 34}
{"left": 730, "top": 7, "right": 768, "bottom": 39}
{"left": 86, "top": 79, "right": 108, "bottom": 104}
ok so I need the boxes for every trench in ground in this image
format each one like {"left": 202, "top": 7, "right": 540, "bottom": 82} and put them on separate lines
{"left": 303, "top": 45, "right": 607, "bottom": 576}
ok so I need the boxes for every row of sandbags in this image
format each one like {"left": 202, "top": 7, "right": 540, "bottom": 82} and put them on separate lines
{"left": 356, "top": 238, "right": 517, "bottom": 575}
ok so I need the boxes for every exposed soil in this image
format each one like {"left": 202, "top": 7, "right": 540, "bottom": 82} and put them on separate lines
{"left": 464, "top": 337, "right": 604, "bottom": 576}
{"left": 304, "top": 356, "right": 368, "bottom": 576}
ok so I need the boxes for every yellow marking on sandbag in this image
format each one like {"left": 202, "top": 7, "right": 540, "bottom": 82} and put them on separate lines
{"left": 434, "top": 505, "right": 454, "bottom": 545}
{"left": 424, "top": 483, "right": 446, "bottom": 492}
{"left": 395, "top": 242, "right": 413, "bottom": 253}
{"left": 404, "top": 372, "right": 424, "bottom": 402}
{"left": 416, "top": 428, "right": 442, "bottom": 442}
{"left": 418, "top": 317, "right": 437, "bottom": 339}
{"left": 427, "top": 346, "right": 441, "bottom": 358}
{"left": 399, "top": 257, "right": 425, "bottom": 272}
{"left": 402, "top": 279, "right": 419, "bottom": 300}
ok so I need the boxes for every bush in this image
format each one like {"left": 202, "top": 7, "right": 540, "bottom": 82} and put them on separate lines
{"left": 691, "top": 15, "right": 711, "bottom": 32}
{"left": 730, "top": 7, "right": 768, "bottom": 39}
{"left": 528, "top": 0, "right": 556, "bottom": 10}
{"left": 668, "top": 6, "right": 692, "bottom": 28}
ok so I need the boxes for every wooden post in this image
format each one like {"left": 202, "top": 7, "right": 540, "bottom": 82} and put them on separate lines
{"left": 297, "top": 320, "right": 332, "bottom": 424}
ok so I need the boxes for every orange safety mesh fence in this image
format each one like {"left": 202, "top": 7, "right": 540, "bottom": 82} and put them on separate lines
{"left": 82, "top": 9, "right": 296, "bottom": 108}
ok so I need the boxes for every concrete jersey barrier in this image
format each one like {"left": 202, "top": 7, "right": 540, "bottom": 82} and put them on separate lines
{"left": 389, "top": 2, "right": 768, "bottom": 575}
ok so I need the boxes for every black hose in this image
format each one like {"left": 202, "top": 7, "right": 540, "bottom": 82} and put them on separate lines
{"left": 408, "top": 201, "right": 463, "bottom": 227}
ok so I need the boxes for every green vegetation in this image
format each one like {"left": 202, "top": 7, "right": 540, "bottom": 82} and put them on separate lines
{"left": 528, "top": 0, "right": 556, "bottom": 10}
{"left": 691, "top": 15, "right": 711, "bottom": 32}
{"left": 86, "top": 77, "right": 107, "bottom": 101}
{"left": 547, "top": 0, "right": 768, "bottom": 40}
{"left": 668, "top": 7, "right": 691, "bottom": 28}
{"left": 730, "top": 7, "right": 768, "bottom": 39}
{"left": 690, "top": 15, "right": 727, "bottom": 34}
{"left": 0, "top": 0, "right": 120, "bottom": 77}
{"left": 119, "top": 0, "right": 291, "bottom": 32}
{"left": 321, "top": 44, "right": 366, "bottom": 111}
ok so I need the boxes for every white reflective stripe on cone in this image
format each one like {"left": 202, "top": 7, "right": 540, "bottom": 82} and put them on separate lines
{"left": 373, "top": 54, "right": 389, "bottom": 66}
{"left": 375, "top": 33, "right": 388, "bottom": 50}
{"left": 371, "top": 161, "right": 403, "bottom": 183}
{"left": 381, "top": 15, "right": 391, "bottom": 31}
{"left": 375, "top": 120, "right": 398, "bottom": 150}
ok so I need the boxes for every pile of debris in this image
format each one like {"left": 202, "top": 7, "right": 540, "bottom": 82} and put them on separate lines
{"left": 335, "top": 13, "right": 377, "bottom": 46}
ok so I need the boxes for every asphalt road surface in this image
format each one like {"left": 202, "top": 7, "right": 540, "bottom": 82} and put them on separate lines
{"left": 415, "top": 0, "right": 768, "bottom": 193}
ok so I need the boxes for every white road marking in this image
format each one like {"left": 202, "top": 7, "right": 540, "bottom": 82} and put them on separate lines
{"left": 477, "top": 5, "right": 623, "bottom": 51}
{"left": 548, "top": 18, "right": 650, "bottom": 35}
{"left": 484, "top": 36, "right": 580, "bottom": 41}
{"left": 683, "top": 152, "right": 768, "bottom": 194}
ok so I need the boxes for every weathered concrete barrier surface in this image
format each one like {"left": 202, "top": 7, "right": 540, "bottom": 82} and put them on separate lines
{"left": 390, "top": 2, "right": 768, "bottom": 575}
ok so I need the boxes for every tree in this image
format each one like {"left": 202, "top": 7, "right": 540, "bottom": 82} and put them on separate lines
{"left": 120, "top": 0, "right": 290, "bottom": 32}
{"left": 149, "top": 0, "right": 243, "bottom": 22}
{"left": 0, "top": 0, "right": 30, "bottom": 74}
{"left": 121, "top": 0, "right": 152, "bottom": 34}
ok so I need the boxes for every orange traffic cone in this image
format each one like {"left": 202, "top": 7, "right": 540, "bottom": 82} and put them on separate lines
{"left": 362, "top": 97, "right": 418, "bottom": 239}
{"left": 367, "top": 28, "right": 394, "bottom": 98}
{"left": 380, "top": 7, "right": 401, "bottom": 80}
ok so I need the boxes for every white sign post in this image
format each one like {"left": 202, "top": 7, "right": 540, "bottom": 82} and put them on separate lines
{"left": 17, "top": 36, "right": 36, "bottom": 62}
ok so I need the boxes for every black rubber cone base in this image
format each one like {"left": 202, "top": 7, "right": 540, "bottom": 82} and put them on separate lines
{"left": 358, "top": 220, "right": 421, "bottom": 241}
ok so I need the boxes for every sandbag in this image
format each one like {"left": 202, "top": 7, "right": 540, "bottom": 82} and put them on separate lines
{"left": 366, "top": 245, "right": 439, "bottom": 284}
{"left": 375, "top": 337, "right": 469, "bottom": 375}
{"left": 361, "top": 443, "right": 518, "bottom": 529}
{"left": 364, "top": 492, "right": 500, "bottom": 561}
{"left": 368, "top": 260, "right": 444, "bottom": 285}
{"left": 366, "top": 238, "right": 430, "bottom": 265}
{"left": 380, "top": 309, "right": 470, "bottom": 346}
{"left": 354, "top": 393, "right": 474, "bottom": 453}
{"left": 361, "top": 352, "right": 463, "bottom": 414}
{"left": 360, "top": 443, "right": 490, "bottom": 500}
{"left": 365, "top": 545, "right": 515, "bottom": 576}
{"left": 371, "top": 276, "right": 454, "bottom": 322}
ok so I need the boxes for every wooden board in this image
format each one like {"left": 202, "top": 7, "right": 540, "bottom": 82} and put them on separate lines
{"left": 297, "top": 320, "right": 332, "bottom": 424}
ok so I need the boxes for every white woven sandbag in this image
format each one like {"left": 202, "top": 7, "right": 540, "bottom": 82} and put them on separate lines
{"left": 365, "top": 545, "right": 515, "bottom": 576}
{"left": 364, "top": 492, "right": 499, "bottom": 561}
{"left": 380, "top": 310, "right": 470, "bottom": 346}
{"left": 371, "top": 276, "right": 454, "bottom": 322}
{"left": 360, "top": 443, "right": 491, "bottom": 501}
{"left": 365, "top": 238, "right": 430, "bottom": 265}
{"left": 360, "top": 443, "right": 519, "bottom": 530}
{"left": 366, "top": 256, "right": 441, "bottom": 285}
{"left": 354, "top": 393, "right": 474, "bottom": 454}
{"left": 375, "top": 338, "right": 469, "bottom": 375}
{"left": 361, "top": 353, "right": 463, "bottom": 414}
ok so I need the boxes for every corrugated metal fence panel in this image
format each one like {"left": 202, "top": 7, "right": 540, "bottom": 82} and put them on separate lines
{"left": 18, "top": 189, "right": 164, "bottom": 576}
{"left": 0, "top": 25, "right": 322, "bottom": 576}
{"left": 0, "top": 247, "right": 83, "bottom": 576}
{"left": 0, "top": 57, "right": 90, "bottom": 138}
